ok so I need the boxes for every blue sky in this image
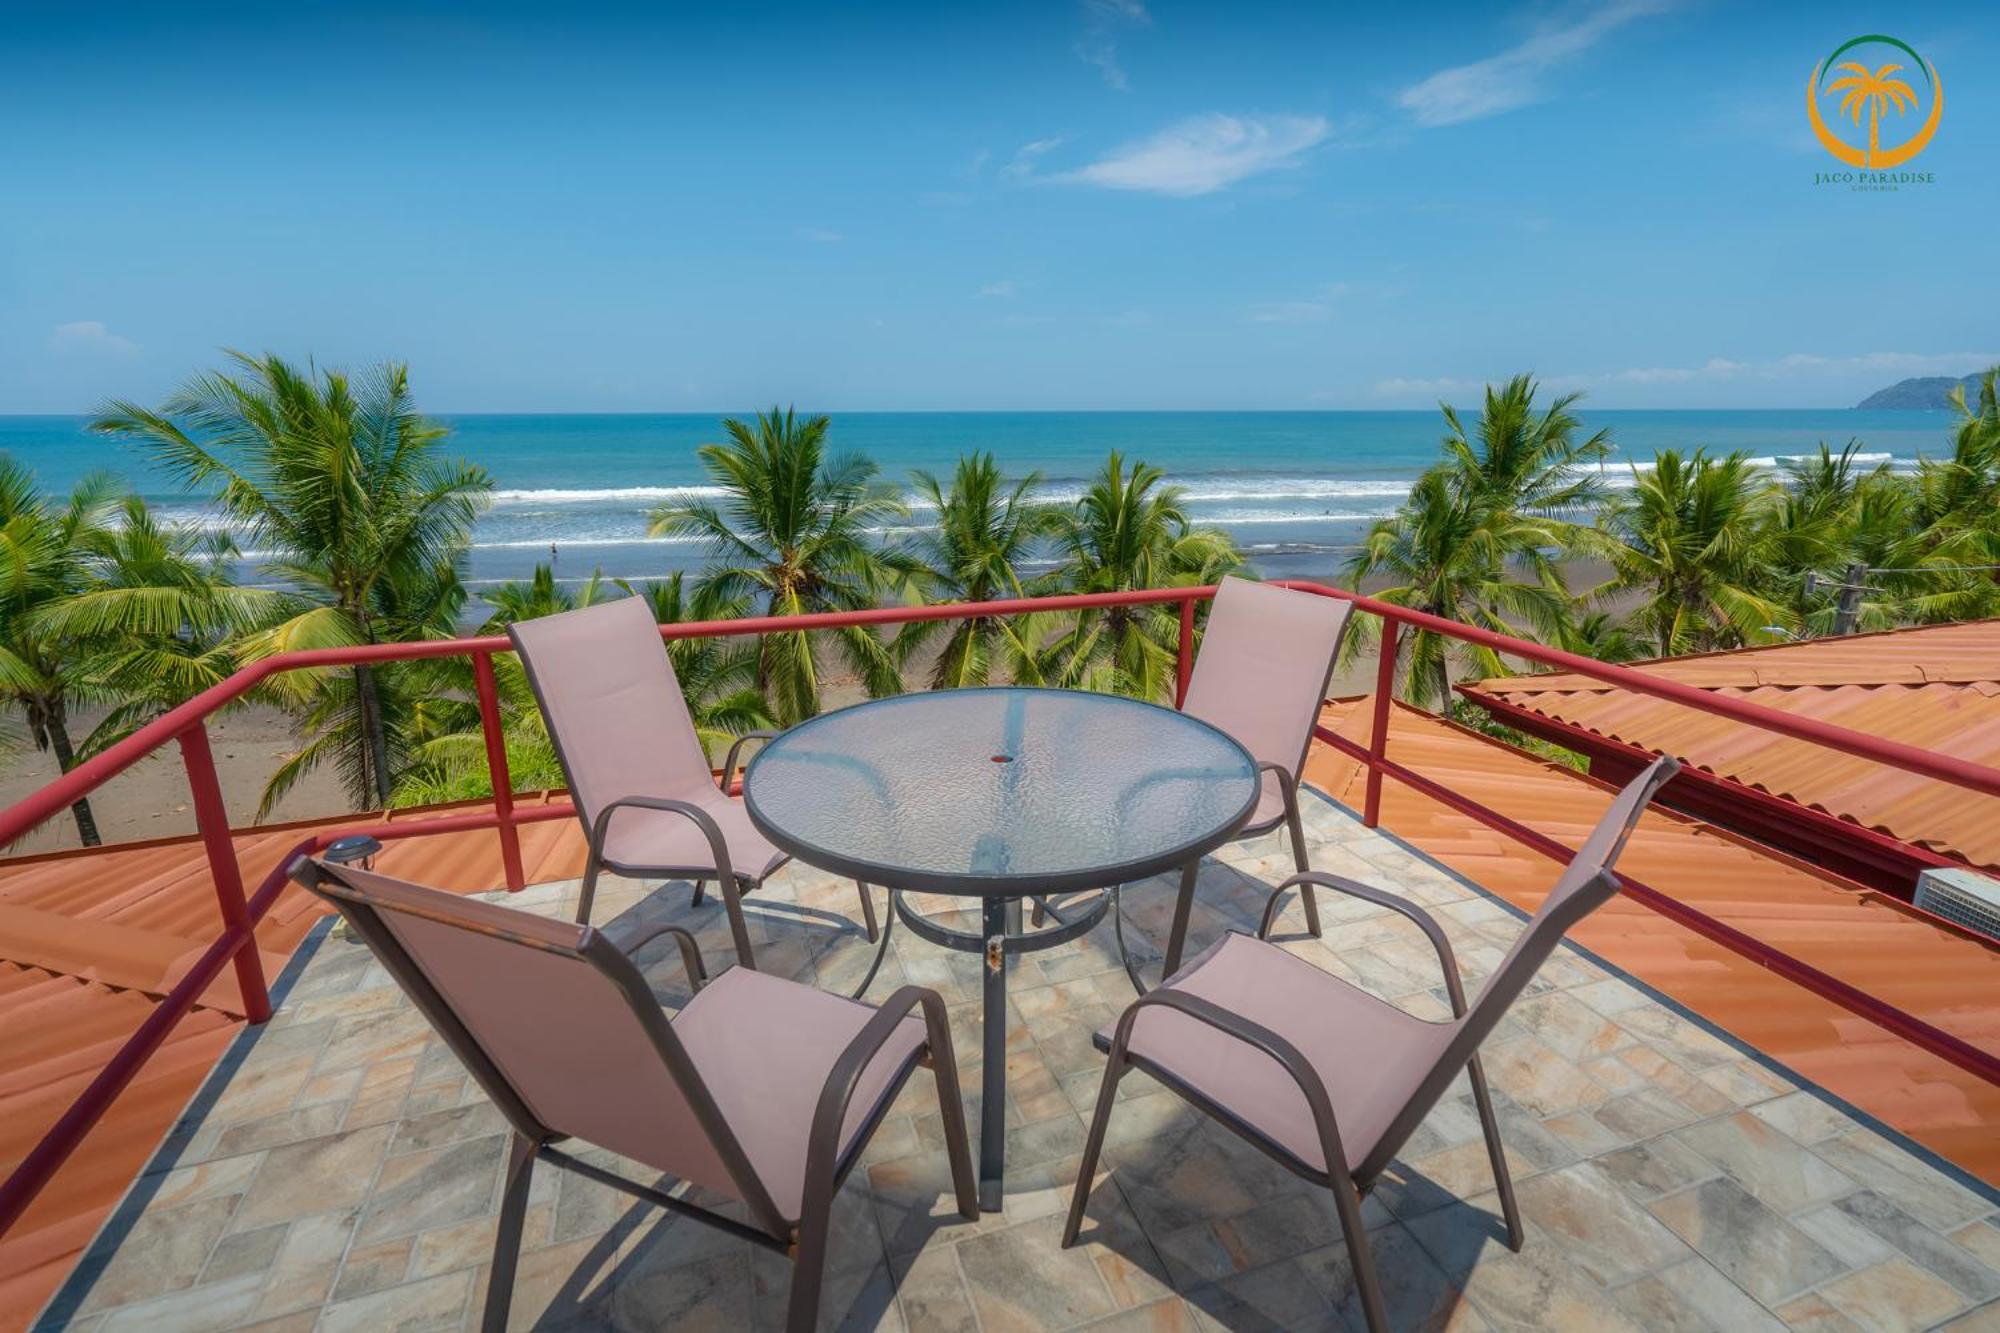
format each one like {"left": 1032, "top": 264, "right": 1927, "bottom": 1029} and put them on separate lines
{"left": 1, "top": 1, "right": 1992, "bottom": 412}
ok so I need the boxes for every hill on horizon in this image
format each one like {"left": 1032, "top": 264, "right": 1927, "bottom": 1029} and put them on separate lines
{"left": 1856, "top": 374, "right": 1984, "bottom": 410}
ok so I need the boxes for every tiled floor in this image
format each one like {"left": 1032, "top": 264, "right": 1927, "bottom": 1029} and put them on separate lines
{"left": 37, "top": 792, "right": 2000, "bottom": 1332}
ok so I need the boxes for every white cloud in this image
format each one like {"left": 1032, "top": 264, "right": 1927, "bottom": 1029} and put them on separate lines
{"left": 1052, "top": 114, "right": 1331, "bottom": 197}
{"left": 1372, "top": 351, "right": 2000, "bottom": 400}
{"left": 50, "top": 320, "right": 139, "bottom": 354}
{"left": 796, "top": 227, "right": 844, "bottom": 244}
{"left": 1076, "top": 0, "right": 1149, "bottom": 91}
{"left": 1003, "top": 136, "right": 1067, "bottom": 179}
{"left": 976, "top": 280, "right": 1018, "bottom": 299}
{"left": 1397, "top": 0, "right": 1673, "bottom": 127}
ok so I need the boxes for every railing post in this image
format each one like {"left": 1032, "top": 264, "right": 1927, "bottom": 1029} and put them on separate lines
{"left": 473, "top": 649, "right": 526, "bottom": 893}
{"left": 1175, "top": 595, "right": 1197, "bottom": 708}
{"left": 176, "top": 722, "right": 272, "bottom": 1023}
{"left": 1363, "top": 618, "right": 1398, "bottom": 828}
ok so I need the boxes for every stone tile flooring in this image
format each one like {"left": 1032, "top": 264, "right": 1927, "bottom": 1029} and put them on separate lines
{"left": 37, "top": 791, "right": 2000, "bottom": 1332}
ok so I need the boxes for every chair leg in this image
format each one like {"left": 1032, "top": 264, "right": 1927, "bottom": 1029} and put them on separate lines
{"left": 481, "top": 1134, "right": 537, "bottom": 1333}
{"left": 1467, "top": 1054, "right": 1525, "bottom": 1249}
{"left": 1283, "top": 785, "right": 1321, "bottom": 938}
{"left": 577, "top": 852, "right": 603, "bottom": 926}
{"left": 785, "top": 1176, "right": 835, "bottom": 1333}
{"left": 1062, "top": 1052, "right": 1129, "bottom": 1246}
{"left": 855, "top": 880, "right": 879, "bottom": 942}
{"left": 924, "top": 1014, "right": 980, "bottom": 1220}
{"left": 690, "top": 878, "right": 705, "bottom": 908}
{"left": 1328, "top": 1170, "right": 1389, "bottom": 1333}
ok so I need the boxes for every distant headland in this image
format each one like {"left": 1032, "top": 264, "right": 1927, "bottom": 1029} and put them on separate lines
{"left": 1856, "top": 374, "right": 1983, "bottom": 409}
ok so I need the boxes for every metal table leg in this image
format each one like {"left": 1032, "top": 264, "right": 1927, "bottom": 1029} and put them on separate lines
{"left": 887, "top": 887, "right": 1110, "bottom": 1212}
{"left": 1160, "top": 860, "right": 1203, "bottom": 977}
{"left": 979, "top": 894, "right": 1009, "bottom": 1212}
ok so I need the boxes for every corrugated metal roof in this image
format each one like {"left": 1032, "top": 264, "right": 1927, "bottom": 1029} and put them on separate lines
{"left": 1462, "top": 619, "right": 2000, "bottom": 870}
{"left": 0, "top": 803, "right": 594, "bottom": 1333}
{"left": 1305, "top": 698, "right": 2000, "bottom": 1184}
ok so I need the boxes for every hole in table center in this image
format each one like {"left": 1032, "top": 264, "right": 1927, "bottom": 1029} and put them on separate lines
{"left": 989, "top": 754, "right": 1013, "bottom": 764}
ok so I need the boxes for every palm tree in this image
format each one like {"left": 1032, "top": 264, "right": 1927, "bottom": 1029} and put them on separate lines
{"left": 1434, "top": 374, "right": 1611, "bottom": 521}
{"left": 1828, "top": 62, "right": 1918, "bottom": 165}
{"left": 91, "top": 352, "right": 491, "bottom": 812}
{"left": 1045, "top": 452, "right": 1243, "bottom": 699}
{"left": 1765, "top": 441, "right": 1876, "bottom": 622}
{"left": 35, "top": 494, "right": 290, "bottom": 754}
{"left": 896, "top": 452, "right": 1062, "bottom": 688}
{"left": 648, "top": 407, "right": 911, "bottom": 726}
{"left": 1346, "top": 376, "right": 1603, "bottom": 706}
{"left": 0, "top": 464, "right": 119, "bottom": 843}
{"left": 1600, "top": 449, "right": 1792, "bottom": 656}
{"left": 1557, "top": 609, "right": 1649, "bottom": 664}
{"left": 1345, "top": 469, "right": 1572, "bottom": 708}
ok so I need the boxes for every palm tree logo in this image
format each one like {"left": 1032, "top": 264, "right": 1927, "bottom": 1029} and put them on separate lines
{"left": 1806, "top": 35, "right": 1942, "bottom": 169}
{"left": 1828, "top": 62, "right": 1917, "bottom": 163}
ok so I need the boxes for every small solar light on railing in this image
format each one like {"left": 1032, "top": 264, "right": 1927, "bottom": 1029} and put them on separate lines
{"left": 322, "top": 834, "right": 382, "bottom": 870}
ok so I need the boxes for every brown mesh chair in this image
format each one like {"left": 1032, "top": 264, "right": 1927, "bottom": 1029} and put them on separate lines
{"left": 1063, "top": 756, "right": 1679, "bottom": 1333}
{"left": 509, "top": 595, "right": 880, "bottom": 973}
{"left": 1049, "top": 577, "right": 1355, "bottom": 961}
{"left": 290, "top": 857, "right": 976, "bottom": 1333}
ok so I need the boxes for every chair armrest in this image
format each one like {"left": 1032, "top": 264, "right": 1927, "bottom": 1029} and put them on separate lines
{"left": 1258, "top": 871, "right": 1468, "bottom": 1015}
{"left": 719, "top": 729, "right": 780, "bottom": 794}
{"left": 1108, "top": 986, "right": 1353, "bottom": 1184}
{"left": 804, "top": 986, "right": 949, "bottom": 1193}
{"left": 587, "top": 796, "right": 755, "bottom": 971}
{"left": 603, "top": 920, "right": 709, "bottom": 993}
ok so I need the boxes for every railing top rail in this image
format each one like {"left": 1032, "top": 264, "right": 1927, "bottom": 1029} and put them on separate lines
{"left": 1271, "top": 581, "right": 2000, "bottom": 802}
{"left": 3, "top": 578, "right": 1994, "bottom": 850}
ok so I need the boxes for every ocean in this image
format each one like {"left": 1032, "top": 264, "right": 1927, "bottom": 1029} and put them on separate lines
{"left": 0, "top": 409, "right": 1960, "bottom": 591}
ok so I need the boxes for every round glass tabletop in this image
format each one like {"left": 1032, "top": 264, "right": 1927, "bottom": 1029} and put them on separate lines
{"left": 743, "top": 687, "right": 1260, "bottom": 896}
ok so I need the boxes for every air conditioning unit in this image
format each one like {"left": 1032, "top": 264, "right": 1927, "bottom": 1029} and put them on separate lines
{"left": 1913, "top": 867, "right": 2000, "bottom": 942}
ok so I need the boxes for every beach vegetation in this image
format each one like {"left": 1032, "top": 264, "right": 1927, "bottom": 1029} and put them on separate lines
{"left": 1043, "top": 452, "right": 1244, "bottom": 698}
{"left": 649, "top": 406, "right": 912, "bottom": 726}
{"left": 895, "top": 451, "right": 1064, "bottom": 689}
{"left": 91, "top": 352, "right": 491, "bottom": 814}
{"left": 1598, "top": 448, "right": 1793, "bottom": 656}
{"left": 1346, "top": 377, "right": 1598, "bottom": 708}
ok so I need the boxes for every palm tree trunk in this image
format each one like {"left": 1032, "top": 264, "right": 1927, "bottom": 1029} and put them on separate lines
{"left": 42, "top": 705, "right": 102, "bottom": 847}
{"left": 353, "top": 663, "right": 392, "bottom": 808}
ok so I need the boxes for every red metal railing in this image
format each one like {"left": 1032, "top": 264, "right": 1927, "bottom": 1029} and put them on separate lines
{"left": 0, "top": 580, "right": 1995, "bottom": 1239}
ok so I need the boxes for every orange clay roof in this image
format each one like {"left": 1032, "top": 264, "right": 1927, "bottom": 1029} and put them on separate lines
{"left": 1307, "top": 697, "right": 2000, "bottom": 1184}
{"left": 0, "top": 796, "right": 593, "bottom": 1333}
{"left": 1460, "top": 619, "right": 2000, "bottom": 872}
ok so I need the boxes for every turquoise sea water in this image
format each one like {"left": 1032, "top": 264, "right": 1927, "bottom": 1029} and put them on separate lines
{"left": 0, "top": 410, "right": 1960, "bottom": 588}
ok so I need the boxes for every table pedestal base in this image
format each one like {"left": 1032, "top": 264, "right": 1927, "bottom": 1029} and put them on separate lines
{"left": 890, "top": 889, "right": 1112, "bottom": 1212}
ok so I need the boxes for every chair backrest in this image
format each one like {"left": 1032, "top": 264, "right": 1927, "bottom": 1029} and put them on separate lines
{"left": 1360, "top": 754, "right": 1680, "bottom": 1180}
{"left": 508, "top": 596, "right": 714, "bottom": 830}
{"left": 290, "top": 857, "right": 784, "bottom": 1232}
{"left": 1180, "top": 578, "right": 1352, "bottom": 778}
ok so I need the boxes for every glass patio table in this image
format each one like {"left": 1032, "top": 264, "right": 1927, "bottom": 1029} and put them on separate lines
{"left": 743, "top": 686, "right": 1259, "bottom": 1210}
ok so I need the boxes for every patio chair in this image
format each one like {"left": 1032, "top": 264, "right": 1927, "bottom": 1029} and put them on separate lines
{"left": 1044, "top": 576, "right": 1351, "bottom": 945}
{"left": 290, "top": 856, "right": 977, "bottom": 1333}
{"left": 1062, "top": 756, "right": 1680, "bottom": 1333}
{"left": 510, "top": 594, "right": 880, "bottom": 973}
